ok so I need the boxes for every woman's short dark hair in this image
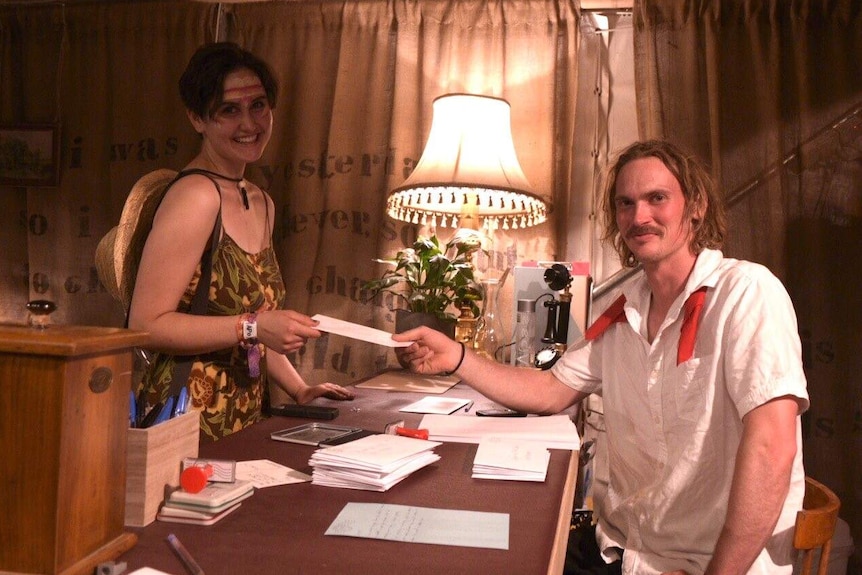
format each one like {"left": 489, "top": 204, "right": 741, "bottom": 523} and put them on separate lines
{"left": 179, "top": 42, "right": 278, "bottom": 119}
{"left": 599, "top": 139, "right": 727, "bottom": 268}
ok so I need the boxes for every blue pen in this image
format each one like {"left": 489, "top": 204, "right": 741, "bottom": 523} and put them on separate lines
{"left": 129, "top": 390, "right": 137, "bottom": 428}
{"left": 153, "top": 396, "right": 175, "bottom": 426}
{"left": 172, "top": 387, "right": 188, "bottom": 418}
{"left": 135, "top": 389, "right": 146, "bottom": 426}
{"left": 180, "top": 387, "right": 191, "bottom": 414}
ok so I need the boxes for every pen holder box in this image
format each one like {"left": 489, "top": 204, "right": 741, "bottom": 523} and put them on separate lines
{"left": 125, "top": 410, "right": 199, "bottom": 527}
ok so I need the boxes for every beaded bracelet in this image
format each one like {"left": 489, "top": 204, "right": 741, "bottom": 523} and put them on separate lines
{"left": 441, "top": 341, "right": 466, "bottom": 376}
{"left": 235, "top": 313, "right": 250, "bottom": 343}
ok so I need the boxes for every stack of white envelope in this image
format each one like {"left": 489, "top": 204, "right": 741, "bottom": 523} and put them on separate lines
{"left": 309, "top": 433, "right": 441, "bottom": 492}
{"left": 472, "top": 437, "right": 551, "bottom": 482}
{"left": 420, "top": 413, "right": 581, "bottom": 450}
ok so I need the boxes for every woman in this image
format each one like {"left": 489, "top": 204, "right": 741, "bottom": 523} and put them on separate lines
{"left": 129, "top": 42, "right": 353, "bottom": 440}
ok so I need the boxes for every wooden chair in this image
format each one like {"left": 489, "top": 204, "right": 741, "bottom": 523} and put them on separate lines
{"left": 794, "top": 476, "right": 841, "bottom": 575}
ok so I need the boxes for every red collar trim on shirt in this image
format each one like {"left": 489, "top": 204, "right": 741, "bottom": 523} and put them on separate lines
{"left": 584, "top": 294, "right": 627, "bottom": 341}
{"left": 584, "top": 286, "right": 709, "bottom": 365}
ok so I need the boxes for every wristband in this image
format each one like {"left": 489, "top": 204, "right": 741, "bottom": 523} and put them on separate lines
{"left": 241, "top": 313, "right": 258, "bottom": 341}
{"left": 238, "top": 312, "right": 260, "bottom": 378}
{"left": 441, "top": 342, "right": 466, "bottom": 376}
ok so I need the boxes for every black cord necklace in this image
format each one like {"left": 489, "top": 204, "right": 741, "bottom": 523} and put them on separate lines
{"left": 192, "top": 168, "right": 249, "bottom": 210}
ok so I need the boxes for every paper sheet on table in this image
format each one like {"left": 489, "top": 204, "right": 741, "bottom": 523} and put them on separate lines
{"left": 472, "top": 437, "right": 550, "bottom": 482}
{"left": 312, "top": 314, "right": 411, "bottom": 347}
{"left": 235, "top": 459, "right": 311, "bottom": 488}
{"left": 326, "top": 502, "right": 509, "bottom": 550}
{"left": 419, "top": 413, "right": 581, "bottom": 450}
{"left": 399, "top": 396, "right": 473, "bottom": 415}
{"left": 356, "top": 370, "right": 460, "bottom": 394}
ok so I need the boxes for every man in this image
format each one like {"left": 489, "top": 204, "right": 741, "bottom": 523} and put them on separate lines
{"left": 394, "top": 140, "right": 808, "bottom": 574}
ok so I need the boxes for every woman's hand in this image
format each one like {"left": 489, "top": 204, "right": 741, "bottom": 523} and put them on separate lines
{"left": 256, "top": 310, "right": 322, "bottom": 354}
{"left": 294, "top": 382, "right": 355, "bottom": 404}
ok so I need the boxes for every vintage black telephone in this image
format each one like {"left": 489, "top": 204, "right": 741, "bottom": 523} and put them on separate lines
{"left": 534, "top": 263, "right": 573, "bottom": 370}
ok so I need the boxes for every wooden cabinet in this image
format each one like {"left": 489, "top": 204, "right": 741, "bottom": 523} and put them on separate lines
{"left": 0, "top": 325, "right": 147, "bottom": 575}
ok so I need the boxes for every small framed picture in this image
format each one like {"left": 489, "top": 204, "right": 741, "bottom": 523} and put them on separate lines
{"left": 0, "top": 124, "right": 60, "bottom": 187}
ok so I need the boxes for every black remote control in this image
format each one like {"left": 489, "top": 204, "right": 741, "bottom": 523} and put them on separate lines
{"left": 475, "top": 408, "right": 528, "bottom": 417}
{"left": 269, "top": 404, "right": 339, "bottom": 420}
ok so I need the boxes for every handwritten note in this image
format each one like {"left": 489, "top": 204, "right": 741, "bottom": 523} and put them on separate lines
{"left": 325, "top": 502, "right": 509, "bottom": 550}
{"left": 235, "top": 459, "right": 311, "bottom": 488}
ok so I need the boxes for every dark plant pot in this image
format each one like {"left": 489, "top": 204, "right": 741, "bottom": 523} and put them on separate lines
{"left": 395, "top": 309, "right": 456, "bottom": 339}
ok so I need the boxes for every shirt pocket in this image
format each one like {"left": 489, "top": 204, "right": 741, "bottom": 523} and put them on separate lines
{"left": 672, "top": 354, "right": 716, "bottom": 425}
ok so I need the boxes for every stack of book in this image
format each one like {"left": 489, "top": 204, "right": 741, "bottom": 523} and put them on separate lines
{"left": 157, "top": 480, "right": 254, "bottom": 525}
{"left": 309, "top": 434, "right": 441, "bottom": 492}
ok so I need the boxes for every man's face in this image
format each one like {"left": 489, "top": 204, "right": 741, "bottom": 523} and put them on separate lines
{"left": 614, "top": 156, "right": 695, "bottom": 268}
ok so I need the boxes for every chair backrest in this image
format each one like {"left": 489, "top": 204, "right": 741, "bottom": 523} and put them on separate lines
{"left": 794, "top": 476, "right": 841, "bottom": 575}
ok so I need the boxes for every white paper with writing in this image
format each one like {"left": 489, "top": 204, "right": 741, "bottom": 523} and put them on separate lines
{"left": 326, "top": 502, "right": 509, "bottom": 550}
{"left": 235, "top": 459, "right": 311, "bottom": 488}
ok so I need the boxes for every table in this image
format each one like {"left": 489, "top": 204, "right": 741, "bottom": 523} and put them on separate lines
{"left": 117, "top": 378, "right": 578, "bottom": 575}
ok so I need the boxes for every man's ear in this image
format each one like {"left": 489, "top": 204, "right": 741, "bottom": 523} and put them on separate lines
{"left": 187, "top": 109, "right": 206, "bottom": 134}
{"left": 691, "top": 197, "right": 708, "bottom": 226}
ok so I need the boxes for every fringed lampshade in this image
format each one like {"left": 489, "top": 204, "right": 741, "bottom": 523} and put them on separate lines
{"left": 387, "top": 94, "right": 547, "bottom": 232}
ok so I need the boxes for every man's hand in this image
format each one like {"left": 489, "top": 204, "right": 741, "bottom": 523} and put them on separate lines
{"left": 393, "top": 326, "right": 463, "bottom": 375}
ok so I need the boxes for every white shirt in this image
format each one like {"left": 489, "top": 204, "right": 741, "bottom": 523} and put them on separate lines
{"left": 552, "top": 249, "right": 809, "bottom": 574}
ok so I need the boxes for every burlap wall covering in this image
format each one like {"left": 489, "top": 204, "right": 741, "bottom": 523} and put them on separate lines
{"left": 0, "top": 1, "right": 581, "bottom": 399}
{"left": 635, "top": 0, "right": 862, "bottom": 568}
{"left": 0, "top": 1, "right": 216, "bottom": 325}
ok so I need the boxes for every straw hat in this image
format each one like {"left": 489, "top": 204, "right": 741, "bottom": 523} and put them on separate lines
{"left": 96, "top": 169, "right": 179, "bottom": 311}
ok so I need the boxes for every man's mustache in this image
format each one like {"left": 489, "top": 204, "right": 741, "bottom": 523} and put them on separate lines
{"left": 626, "top": 225, "right": 662, "bottom": 239}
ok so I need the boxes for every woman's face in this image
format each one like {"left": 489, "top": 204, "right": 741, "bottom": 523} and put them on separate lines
{"left": 190, "top": 67, "right": 273, "bottom": 167}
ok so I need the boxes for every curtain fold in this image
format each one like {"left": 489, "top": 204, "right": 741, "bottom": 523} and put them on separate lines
{"left": 633, "top": 0, "right": 862, "bottom": 564}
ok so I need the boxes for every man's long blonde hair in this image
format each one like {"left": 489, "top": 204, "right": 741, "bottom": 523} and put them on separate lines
{"left": 599, "top": 140, "right": 727, "bottom": 268}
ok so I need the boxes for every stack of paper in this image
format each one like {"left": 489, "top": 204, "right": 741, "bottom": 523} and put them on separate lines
{"left": 472, "top": 437, "right": 550, "bottom": 482}
{"left": 419, "top": 413, "right": 581, "bottom": 450}
{"left": 309, "top": 434, "right": 442, "bottom": 492}
{"left": 157, "top": 480, "right": 254, "bottom": 525}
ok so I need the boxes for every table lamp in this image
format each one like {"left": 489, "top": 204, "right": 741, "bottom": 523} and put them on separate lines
{"left": 386, "top": 93, "right": 548, "bottom": 357}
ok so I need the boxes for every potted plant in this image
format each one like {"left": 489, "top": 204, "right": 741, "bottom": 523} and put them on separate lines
{"left": 363, "top": 235, "right": 483, "bottom": 337}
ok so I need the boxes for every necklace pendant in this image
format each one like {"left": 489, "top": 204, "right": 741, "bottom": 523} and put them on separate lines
{"left": 239, "top": 182, "right": 250, "bottom": 210}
